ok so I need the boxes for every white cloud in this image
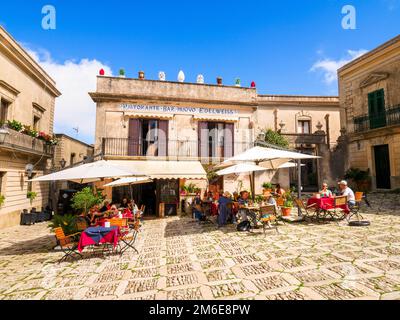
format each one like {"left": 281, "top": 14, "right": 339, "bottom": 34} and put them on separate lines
{"left": 310, "top": 49, "right": 368, "bottom": 85}
{"left": 24, "top": 47, "right": 112, "bottom": 143}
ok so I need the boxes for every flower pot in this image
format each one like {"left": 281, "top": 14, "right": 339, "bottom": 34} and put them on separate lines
{"left": 281, "top": 207, "right": 292, "bottom": 217}
{"left": 217, "top": 77, "right": 223, "bottom": 85}
{"left": 263, "top": 189, "right": 272, "bottom": 195}
{"left": 138, "top": 71, "right": 145, "bottom": 80}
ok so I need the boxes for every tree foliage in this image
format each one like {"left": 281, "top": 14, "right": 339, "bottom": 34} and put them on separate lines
{"left": 71, "top": 187, "right": 104, "bottom": 214}
{"left": 262, "top": 129, "right": 289, "bottom": 148}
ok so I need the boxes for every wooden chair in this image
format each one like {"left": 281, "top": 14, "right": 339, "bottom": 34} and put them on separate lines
{"left": 324, "top": 196, "right": 347, "bottom": 221}
{"left": 54, "top": 227, "right": 82, "bottom": 263}
{"left": 276, "top": 197, "right": 285, "bottom": 208}
{"left": 295, "top": 198, "right": 318, "bottom": 221}
{"left": 259, "top": 205, "right": 278, "bottom": 234}
{"left": 347, "top": 192, "right": 365, "bottom": 222}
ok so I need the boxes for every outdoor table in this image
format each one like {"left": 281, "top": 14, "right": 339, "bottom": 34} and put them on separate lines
{"left": 307, "top": 197, "right": 350, "bottom": 215}
{"left": 78, "top": 226, "right": 119, "bottom": 252}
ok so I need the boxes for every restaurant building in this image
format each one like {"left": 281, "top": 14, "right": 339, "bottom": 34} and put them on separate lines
{"left": 339, "top": 34, "right": 400, "bottom": 190}
{"left": 0, "top": 26, "right": 61, "bottom": 228}
{"left": 91, "top": 74, "right": 341, "bottom": 217}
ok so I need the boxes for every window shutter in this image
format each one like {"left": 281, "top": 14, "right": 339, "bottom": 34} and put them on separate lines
{"left": 128, "top": 118, "right": 140, "bottom": 156}
{"left": 158, "top": 120, "right": 169, "bottom": 157}
{"left": 224, "top": 123, "right": 234, "bottom": 158}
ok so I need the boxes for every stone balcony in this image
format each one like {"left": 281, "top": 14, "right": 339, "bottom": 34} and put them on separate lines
{"left": 0, "top": 128, "right": 54, "bottom": 157}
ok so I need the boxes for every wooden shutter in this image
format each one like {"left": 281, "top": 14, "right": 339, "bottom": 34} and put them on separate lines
{"left": 128, "top": 118, "right": 140, "bottom": 156}
{"left": 198, "top": 121, "right": 208, "bottom": 158}
{"left": 224, "top": 123, "right": 234, "bottom": 158}
{"left": 158, "top": 120, "right": 169, "bottom": 156}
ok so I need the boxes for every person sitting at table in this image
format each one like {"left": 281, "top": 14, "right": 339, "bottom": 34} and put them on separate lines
{"left": 338, "top": 180, "right": 356, "bottom": 208}
{"left": 120, "top": 197, "right": 129, "bottom": 209}
{"left": 218, "top": 191, "right": 233, "bottom": 228}
{"left": 233, "top": 191, "right": 239, "bottom": 202}
{"left": 238, "top": 191, "right": 257, "bottom": 227}
{"left": 128, "top": 200, "right": 139, "bottom": 214}
{"left": 99, "top": 200, "right": 111, "bottom": 213}
{"left": 275, "top": 184, "right": 286, "bottom": 197}
{"left": 262, "top": 191, "right": 277, "bottom": 209}
{"left": 320, "top": 183, "right": 333, "bottom": 198}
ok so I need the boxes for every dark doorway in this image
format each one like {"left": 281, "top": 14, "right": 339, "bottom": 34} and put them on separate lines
{"left": 134, "top": 181, "right": 157, "bottom": 216}
{"left": 374, "top": 144, "right": 391, "bottom": 189}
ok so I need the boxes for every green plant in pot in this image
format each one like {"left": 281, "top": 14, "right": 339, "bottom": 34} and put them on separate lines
{"left": 0, "top": 194, "right": 5, "bottom": 207}
{"left": 281, "top": 187, "right": 295, "bottom": 216}
{"left": 71, "top": 187, "right": 103, "bottom": 214}
{"left": 254, "top": 195, "right": 264, "bottom": 205}
{"left": 344, "top": 168, "right": 371, "bottom": 192}
{"left": 27, "top": 191, "right": 37, "bottom": 204}
{"left": 48, "top": 214, "right": 78, "bottom": 236}
{"left": 262, "top": 182, "right": 273, "bottom": 194}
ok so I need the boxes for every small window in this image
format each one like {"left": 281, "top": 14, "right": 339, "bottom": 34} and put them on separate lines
{"left": 0, "top": 99, "right": 10, "bottom": 123}
{"left": 298, "top": 120, "right": 311, "bottom": 134}
{"left": 33, "top": 115, "right": 41, "bottom": 131}
{"left": 0, "top": 172, "right": 6, "bottom": 194}
{"left": 70, "top": 153, "right": 76, "bottom": 166}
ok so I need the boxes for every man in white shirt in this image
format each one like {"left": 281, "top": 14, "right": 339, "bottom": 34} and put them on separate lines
{"left": 338, "top": 180, "right": 356, "bottom": 207}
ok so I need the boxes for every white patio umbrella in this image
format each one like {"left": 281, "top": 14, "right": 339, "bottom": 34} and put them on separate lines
{"left": 221, "top": 146, "right": 320, "bottom": 200}
{"left": 29, "top": 160, "right": 144, "bottom": 184}
{"left": 104, "top": 177, "right": 153, "bottom": 187}
{"left": 215, "top": 163, "right": 268, "bottom": 176}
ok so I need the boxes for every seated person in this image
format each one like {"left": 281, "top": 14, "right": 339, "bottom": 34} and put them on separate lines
{"left": 338, "top": 180, "right": 356, "bottom": 207}
{"left": 128, "top": 200, "right": 139, "bottom": 214}
{"left": 320, "top": 183, "right": 333, "bottom": 198}
{"left": 275, "top": 184, "right": 286, "bottom": 197}
{"left": 99, "top": 200, "right": 111, "bottom": 213}
{"left": 237, "top": 191, "right": 257, "bottom": 227}
{"left": 262, "top": 191, "right": 277, "bottom": 208}
{"left": 120, "top": 198, "right": 129, "bottom": 209}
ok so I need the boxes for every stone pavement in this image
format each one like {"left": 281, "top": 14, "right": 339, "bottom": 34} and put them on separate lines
{"left": 1, "top": 193, "right": 400, "bottom": 300}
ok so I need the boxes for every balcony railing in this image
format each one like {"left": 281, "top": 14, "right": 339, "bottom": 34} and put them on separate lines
{"left": 0, "top": 128, "right": 54, "bottom": 156}
{"left": 102, "top": 138, "right": 253, "bottom": 162}
{"left": 352, "top": 105, "right": 400, "bottom": 133}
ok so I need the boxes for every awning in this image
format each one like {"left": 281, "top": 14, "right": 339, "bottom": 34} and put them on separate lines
{"left": 108, "top": 160, "right": 207, "bottom": 180}
{"left": 124, "top": 113, "right": 173, "bottom": 120}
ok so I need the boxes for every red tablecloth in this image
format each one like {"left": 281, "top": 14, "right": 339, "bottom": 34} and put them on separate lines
{"left": 78, "top": 226, "right": 119, "bottom": 252}
{"left": 307, "top": 197, "right": 350, "bottom": 214}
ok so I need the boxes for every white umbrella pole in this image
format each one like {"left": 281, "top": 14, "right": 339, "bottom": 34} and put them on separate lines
{"left": 297, "top": 159, "right": 302, "bottom": 216}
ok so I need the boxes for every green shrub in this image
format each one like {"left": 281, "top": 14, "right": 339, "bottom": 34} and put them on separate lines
{"left": 71, "top": 187, "right": 104, "bottom": 214}
{"left": 262, "top": 129, "right": 289, "bottom": 148}
{"left": 262, "top": 182, "right": 273, "bottom": 189}
{"left": 48, "top": 214, "right": 78, "bottom": 235}
{"left": 0, "top": 194, "right": 5, "bottom": 207}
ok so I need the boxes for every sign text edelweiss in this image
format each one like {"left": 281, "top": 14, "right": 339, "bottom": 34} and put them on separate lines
{"left": 120, "top": 104, "right": 239, "bottom": 116}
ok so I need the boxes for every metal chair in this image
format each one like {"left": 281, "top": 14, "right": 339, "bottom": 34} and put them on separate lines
{"left": 259, "top": 205, "right": 279, "bottom": 234}
{"left": 54, "top": 227, "right": 82, "bottom": 263}
{"left": 295, "top": 198, "right": 318, "bottom": 221}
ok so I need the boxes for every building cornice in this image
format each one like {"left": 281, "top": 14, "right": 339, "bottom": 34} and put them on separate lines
{"left": 257, "top": 95, "right": 339, "bottom": 107}
{"left": 89, "top": 92, "right": 258, "bottom": 108}
{"left": 55, "top": 133, "right": 94, "bottom": 149}
{"left": 338, "top": 34, "right": 400, "bottom": 76}
{"left": 0, "top": 80, "right": 20, "bottom": 96}
{"left": 0, "top": 26, "right": 61, "bottom": 97}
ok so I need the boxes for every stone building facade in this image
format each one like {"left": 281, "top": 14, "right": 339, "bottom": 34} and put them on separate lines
{"left": 91, "top": 75, "right": 341, "bottom": 216}
{"left": 339, "top": 34, "right": 400, "bottom": 190}
{"left": 0, "top": 26, "right": 61, "bottom": 228}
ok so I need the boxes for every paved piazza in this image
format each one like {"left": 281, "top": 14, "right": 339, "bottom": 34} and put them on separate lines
{"left": 1, "top": 193, "right": 400, "bottom": 300}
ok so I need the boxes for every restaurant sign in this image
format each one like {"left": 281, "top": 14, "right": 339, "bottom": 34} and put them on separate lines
{"left": 120, "top": 104, "right": 239, "bottom": 116}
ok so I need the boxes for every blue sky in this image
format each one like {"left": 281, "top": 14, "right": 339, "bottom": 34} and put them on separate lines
{"left": 1, "top": 0, "right": 399, "bottom": 143}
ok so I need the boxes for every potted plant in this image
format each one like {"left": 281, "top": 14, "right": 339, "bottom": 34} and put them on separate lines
{"left": 27, "top": 191, "right": 37, "bottom": 204}
{"left": 119, "top": 68, "right": 126, "bottom": 78}
{"left": 254, "top": 195, "right": 264, "bottom": 205}
{"left": 262, "top": 182, "right": 273, "bottom": 194}
{"left": 48, "top": 214, "right": 78, "bottom": 235}
{"left": 0, "top": 194, "right": 5, "bottom": 207}
{"left": 7, "top": 120, "right": 23, "bottom": 132}
{"left": 281, "top": 199, "right": 294, "bottom": 216}
{"left": 71, "top": 187, "right": 104, "bottom": 214}
{"left": 217, "top": 77, "right": 223, "bottom": 85}
{"left": 344, "top": 168, "right": 371, "bottom": 192}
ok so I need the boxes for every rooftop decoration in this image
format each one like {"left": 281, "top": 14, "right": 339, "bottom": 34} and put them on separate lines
{"left": 251, "top": 81, "right": 256, "bottom": 88}
{"left": 119, "top": 69, "right": 125, "bottom": 78}
{"left": 178, "top": 70, "right": 185, "bottom": 82}
{"left": 138, "top": 71, "right": 145, "bottom": 80}
{"left": 197, "top": 74, "right": 204, "bottom": 84}
{"left": 235, "top": 78, "right": 241, "bottom": 87}
{"left": 217, "top": 77, "right": 223, "bottom": 85}
{"left": 159, "top": 71, "right": 166, "bottom": 81}
{"left": 99, "top": 69, "right": 105, "bottom": 76}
